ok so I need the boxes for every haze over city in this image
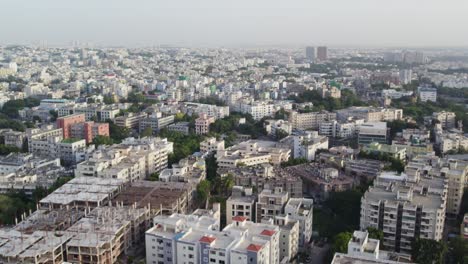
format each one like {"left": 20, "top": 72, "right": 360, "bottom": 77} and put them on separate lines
{"left": 2, "top": 0, "right": 468, "bottom": 47}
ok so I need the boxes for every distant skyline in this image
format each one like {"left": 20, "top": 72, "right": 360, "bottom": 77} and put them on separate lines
{"left": 2, "top": 0, "right": 468, "bottom": 48}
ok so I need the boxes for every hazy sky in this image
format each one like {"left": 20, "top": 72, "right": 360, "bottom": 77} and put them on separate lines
{"left": 1, "top": 0, "right": 468, "bottom": 47}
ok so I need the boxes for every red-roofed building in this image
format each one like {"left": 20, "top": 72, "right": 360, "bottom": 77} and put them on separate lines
{"left": 246, "top": 243, "right": 262, "bottom": 252}
{"left": 260, "top": 229, "right": 276, "bottom": 236}
{"left": 232, "top": 216, "right": 248, "bottom": 222}
{"left": 199, "top": 236, "right": 216, "bottom": 244}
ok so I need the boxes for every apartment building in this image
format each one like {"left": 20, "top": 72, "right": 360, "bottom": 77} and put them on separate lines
{"left": 0, "top": 129, "right": 25, "bottom": 148}
{"left": 139, "top": 112, "right": 175, "bottom": 133}
{"left": 167, "top": 122, "right": 190, "bottom": 135}
{"left": 26, "top": 126, "right": 63, "bottom": 151}
{"left": 288, "top": 110, "right": 336, "bottom": 130}
{"left": 182, "top": 102, "right": 230, "bottom": 119}
{"left": 363, "top": 142, "right": 407, "bottom": 161}
{"left": 159, "top": 156, "right": 206, "bottom": 186}
{"left": 227, "top": 186, "right": 256, "bottom": 224}
{"left": 283, "top": 198, "right": 313, "bottom": 247}
{"left": 195, "top": 113, "right": 215, "bottom": 135}
{"left": 57, "top": 103, "right": 120, "bottom": 121}
{"left": 360, "top": 167, "right": 447, "bottom": 253}
{"left": 409, "top": 154, "right": 468, "bottom": 215}
{"left": 240, "top": 101, "right": 276, "bottom": 120}
{"left": 336, "top": 107, "right": 403, "bottom": 123}
{"left": 57, "top": 114, "right": 110, "bottom": 143}
{"left": 256, "top": 187, "right": 289, "bottom": 223}
{"left": 220, "top": 164, "right": 303, "bottom": 198}
{"left": 279, "top": 131, "right": 328, "bottom": 161}
{"left": 200, "top": 137, "right": 225, "bottom": 155}
{"left": 0, "top": 153, "right": 64, "bottom": 195}
{"left": 57, "top": 113, "right": 86, "bottom": 138}
{"left": 115, "top": 112, "right": 147, "bottom": 129}
{"left": 432, "top": 111, "right": 456, "bottom": 129}
{"left": 75, "top": 137, "right": 173, "bottom": 182}
{"left": 216, "top": 140, "right": 290, "bottom": 168}
{"left": 418, "top": 87, "right": 437, "bottom": 102}
{"left": 358, "top": 122, "right": 388, "bottom": 145}
{"left": 331, "top": 230, "right": 411, "bottom": 264}
{"left": 264, "top": 119, "right": 292, "bottom": 137}
{"left": 146, "top": 207, "right": 282, "bottom": 264}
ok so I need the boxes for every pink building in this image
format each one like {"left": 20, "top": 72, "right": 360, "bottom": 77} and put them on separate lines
{"left": 195, "top": 113, "right": 215, "bottom": 135}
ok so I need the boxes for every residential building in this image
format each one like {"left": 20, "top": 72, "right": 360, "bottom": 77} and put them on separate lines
{"left": 360, "top": 167, "right": 447, "bottom": 253}
{"left": 418, "top": 87, "right": 437, "bottom": 102}
{"left": 167, "top": 122, "right": 190, "bottom": 135}
{"left": 358, "top": 122, "right": 388, "bottom": 145}
{"left": 195, "top": 113, "right": 215, "bottom": 135}
{"left": 240, "top": 101, "right": 276, "bottom": 121}
{"left": 305, "top": 46, "right": 315, "bottom": 61}
{"left": 200, "top": 137, "right": 225, "bottom": 155}
{"left": 363, "top": 142, "right": 407, "bottom": 161}
{"left": 57, "top": 113, "right": 86, "bottom": 139}
{"left": 280, "top": 131, "right": 328, "bottom": 161}
{"left": 264, "top": 119, "right": 292, "bottom": 138}
{"left": 75, "top": 137, "right": 173, "bottom": 182}
{"left": 139, "top": 112, "right": 175, "bottom": 133}
{"left": 115, "top": 112, "right": 147, "bottom": 129}
{"left": 331, "top": 230, "right": 412, "bottom": 264}
{"left": 256, "top": 187, "right": 289, "bottom": 223}
{"left": 288, "top": 110, "right": 336, "bottom": 130}
{"left": 317, "top": 46, "right": 328, "bottom": 61}
{"left": 227, "top": 186, "right": 256, "bottom": 224}
{"left": 217, "top": 140, "right": 290, "bottom": 168}
{"left": 432, "top": 111, "right": 456, "bottom": 129}
{"left": 336, "top": 107, "right": 403, "bottom": 123}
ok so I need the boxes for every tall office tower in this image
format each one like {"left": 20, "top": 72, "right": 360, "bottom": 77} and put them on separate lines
{"left": 317, "top": 46, "right": 328, "bottom": 61}
{"left": 305, "top": 46, "right": 316, "bottom": 61}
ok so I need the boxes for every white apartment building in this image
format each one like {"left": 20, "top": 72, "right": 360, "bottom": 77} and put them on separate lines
{"left": 432, "top": 111, "right": 456, "bottom": 129}
{"left": 288, "top": 111, "right": 336, "bottom": 130}
{"left": 360, "top": 167, "right": 447, "bottom": 253}
{"left": 358, "top": 122, "right": 388, "bottom": 145}
{"left": 183, "top": 102, "right": 230, "bottom": 119}
{"left": 240, "top": 101, "right": 275, "bottom": 121}
{"left": 256, "top": 188, "right": 289, "bottom": 223}
{"left": 280, "top": 131, "right": 328, "bottom": 161}
{"left": 216, "top": 140, "right": 290, "bottom": 168}
{"left": 146, "top": 210, "right": 282, "bottom": 264}
{"left": 57, "top": 103, "right": 120, "bottom": 121}
{"left": 75, "top": 137, "right": 173, "bottom": 182}
{"left": 264, "top": 119, "right": 292, "bottom": 137}
{"left": 200, "top": 137, "right": 225, "bottom": 155}
{"left": 283, "top": 198, "right": 313, "bottom": 247}
{"left": 418, "top": 87, "right": 437, "bottom": 102}
{"left": 331, "top": 230, "right": 411, "bottom": 264}
{"left": 336, "top": 107, "right": 403, "bottom": 123}
{"left": 227, "top": 186, "right": 256, "bottom": 224}
{"left": 409, "top": 154, "right": 468, "bottom": 215}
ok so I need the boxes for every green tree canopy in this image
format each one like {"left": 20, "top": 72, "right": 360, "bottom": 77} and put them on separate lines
{"left": 412, "top": 238, "right": 447, "bottom": 264}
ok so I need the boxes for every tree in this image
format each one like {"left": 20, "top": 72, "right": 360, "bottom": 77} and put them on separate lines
{"left": 140, "top": 127, "right": 153, "bottom": 138}
{"left": 108, "top": 121, "right": 130, "bottom": 143}
{"left": 275, "top": 129, "right": 289, "bottom": 140}
{"left": 196, "top": 180, "right": 211, "bottom": 207}
{"left": 103, "top": 95, "right": 115, "bottom": 104}
{"left": 332, "top": 232, "right": 353, "bottom": 253}
{"left": 367, "top": 227, "right": 384, "bottom": 248}
{"left": 92, "top": 135, "right": 114, "bottom": 147}
{"left": 49, "top": 110, "right": 58, "bottom": 122}
{"left": 448, "top": 236, "right": 468, "bottom": 264}
{"left": 148, "top": 172, "right": 159, "bottom": 181}
{"left": 0, "top": 144, "right": 21, "bottom": 155}
{"left": 412, "top": 238, "right": 447, "bottom": 264}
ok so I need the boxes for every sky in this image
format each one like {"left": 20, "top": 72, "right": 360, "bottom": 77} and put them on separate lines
{"left": 1, "top": 0, "right": 468, "bottom": 48}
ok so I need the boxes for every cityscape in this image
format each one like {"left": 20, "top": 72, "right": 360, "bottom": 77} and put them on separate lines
{"left": 0, "top": 1, "right": 468, "bottom": 264}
